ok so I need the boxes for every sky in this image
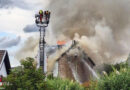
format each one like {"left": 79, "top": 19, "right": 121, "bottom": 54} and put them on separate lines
{"left": 0, "top": 0, "right": 50, "bottom": 67}
{"left": 0, "top": 0, "right": 130, "bottom": 67}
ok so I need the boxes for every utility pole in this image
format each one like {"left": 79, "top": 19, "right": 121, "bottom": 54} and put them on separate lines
{"left": 35, "top": 10, "right": 50, "bottom": 73}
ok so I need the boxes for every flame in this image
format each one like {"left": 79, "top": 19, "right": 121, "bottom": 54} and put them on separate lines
{"left": 57, "top": 41, "right": 66, "bottom": 45}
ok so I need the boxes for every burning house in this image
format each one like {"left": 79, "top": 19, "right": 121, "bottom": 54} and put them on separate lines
{"left": 47, "top": 40, "right": 98, "bottom": 83}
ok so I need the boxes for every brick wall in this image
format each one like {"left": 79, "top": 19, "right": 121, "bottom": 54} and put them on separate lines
{"left": 58, "top": 55, "right": 75, "bottom": 80}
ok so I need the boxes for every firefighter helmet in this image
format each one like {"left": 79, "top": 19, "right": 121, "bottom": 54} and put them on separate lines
{"left": 39, "top": 10, "right": 43, "bottom": 14}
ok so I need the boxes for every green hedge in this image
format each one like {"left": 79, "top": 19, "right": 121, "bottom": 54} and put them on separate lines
{"left": 97, "top": 67, "right": 130, "bottom": 90}
{"left": 46, "top": 78, "right": 85, "bottom": 90}
{"left": 88, "top": 62, "right": 130, "bottom": 90}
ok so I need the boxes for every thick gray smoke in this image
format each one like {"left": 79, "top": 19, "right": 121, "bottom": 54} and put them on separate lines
{"left": 15, "top": 37, "right": 38, "bottom": 60}
{"left": 47, "top": 0, "right": 130, "bottom": 65}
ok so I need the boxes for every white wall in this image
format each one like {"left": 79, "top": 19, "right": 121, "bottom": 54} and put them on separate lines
{"left": 0, "top": 62, "right": 7, "bottom": 77}
{"left": 53, "top": 61, "right": 58, "bottom": 77}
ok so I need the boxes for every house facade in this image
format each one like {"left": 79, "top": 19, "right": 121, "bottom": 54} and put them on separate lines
{"left": 49, "top": 41, "right": 97, "bottom": 83}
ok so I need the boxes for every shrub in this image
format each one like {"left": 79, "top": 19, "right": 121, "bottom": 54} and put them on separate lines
{"left": 87, "top": 62, "right": 130, "bottom": 90}
{"left": 46, "top": 78, "right": 86, "bottom": 90}
{"left": 104, "top": 62, "right": 128, "bottom": 75}
{"left": 97, "top": 67, "right": 130, "bottom": 90}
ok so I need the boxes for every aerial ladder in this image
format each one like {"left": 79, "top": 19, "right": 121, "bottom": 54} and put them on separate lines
{"left": 35, "top": 10, "right": 51, "bottom": 73}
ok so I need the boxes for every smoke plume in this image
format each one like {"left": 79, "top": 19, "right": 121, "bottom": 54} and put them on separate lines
{"left": 15, "top": 37, "right": 38, "bottom": 60}
{"left": 47, "top": 0, "right": 130, "bottom": 65}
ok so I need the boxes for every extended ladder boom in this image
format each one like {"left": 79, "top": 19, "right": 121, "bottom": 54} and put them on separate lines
{"left": 35, "top": 10, "right": 51, "bottom": 73}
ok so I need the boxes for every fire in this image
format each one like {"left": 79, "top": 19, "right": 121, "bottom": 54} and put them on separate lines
{"left": 57, "top": 41, "right": 66, "bottom": 45}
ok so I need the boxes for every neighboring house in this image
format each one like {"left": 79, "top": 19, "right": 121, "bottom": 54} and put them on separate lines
{"left": 0, "top": 50, "right": 11, "bottom": 77}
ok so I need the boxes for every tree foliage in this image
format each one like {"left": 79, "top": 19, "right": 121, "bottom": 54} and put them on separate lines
{"left": 87, "top": 62, "right": 130, "bottom": 90}
{"left": 97, "top": 67, "right": 130, "bottom": 90}
{"left": 104, "top": 62, "right": 128, "bottom": 75}
{"left": 4, "top": 57, "right": 46, "bottom": 90}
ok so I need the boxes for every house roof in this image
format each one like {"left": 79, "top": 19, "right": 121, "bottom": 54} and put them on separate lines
{"left": 0, "top": 50, "right": 11, "bottom": 75}
{"left": 0, "top": 50, "right": 6, "bottom": 64}
{"left": 56, "top": 40, "right": 95, "bottom": 67}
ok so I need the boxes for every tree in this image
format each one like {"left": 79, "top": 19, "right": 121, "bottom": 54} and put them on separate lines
{"left": 4, "top": 57, "right": 46, "bottom": 90}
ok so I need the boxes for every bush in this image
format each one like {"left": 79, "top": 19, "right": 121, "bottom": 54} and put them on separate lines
{"left": 97, "top": 67, "right": 130, "bottom": 90}
{"left": 104, "top": 62, "right": 128, "bottom": 75}
{"left": 46, "top": 78, "right": 85, "bottom": 90}
{"left": 88, "top": 62, "right": 130, "bottom": 90}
